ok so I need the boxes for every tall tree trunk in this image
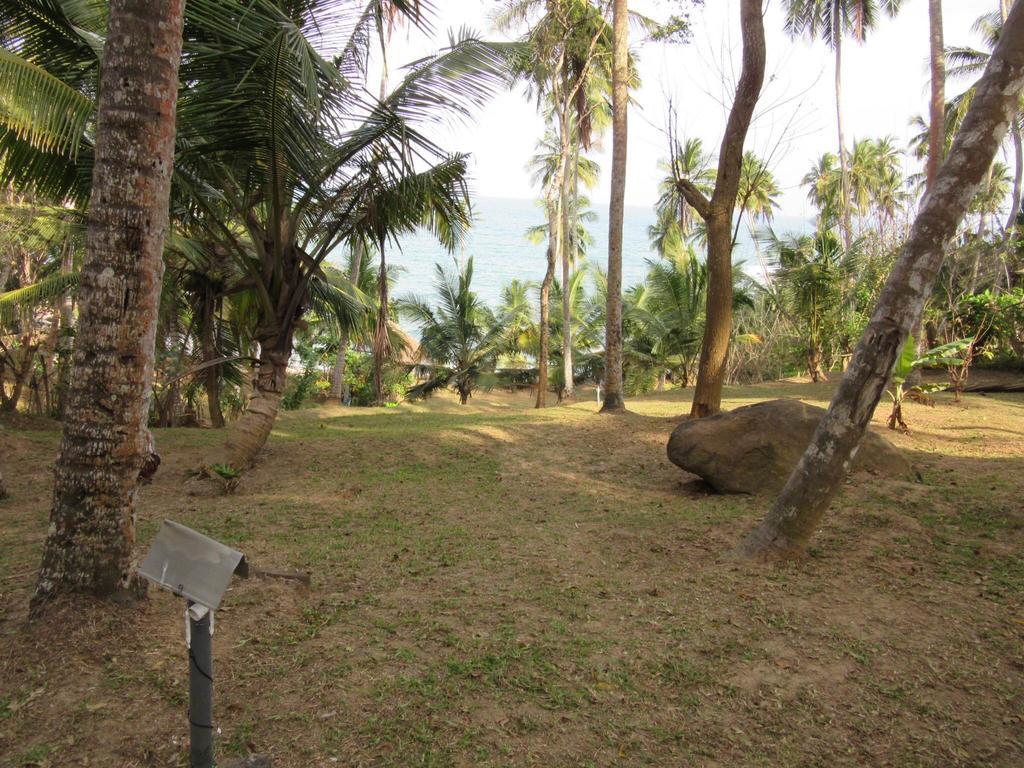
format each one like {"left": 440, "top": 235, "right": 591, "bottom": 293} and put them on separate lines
{"left": 55, "top": 240, "right": 75, "bottom": 417}
{"left": 560, "top": 154, "right": 574, "bottom": 400}
{"left": 33, "top": 0, "right": 185, "bottom": 608}
{"left": 332, "top": 241, "right": 364, "bottom": 403}
{"left": 1007, "top": 121, "right": 1023, "bottom": 231}
{"left": 685, "top": 0, "right": 766, "bottom": 418}
{"left": 926, "top": 0, "right": 945, "bottom": 190}
{"left": 536, "top": 199, "right": 559, "bottom": 408}
{"left": 600, "top": 0, "right": 629, "bottom": 413}
{"left": 201, "top": 300, "right": 225, "bottom": 428}
{"left": 373, "top": 243, "right": 391, "bottom": 407}
{"left": 736, "top": 2, "right": 1024, "bottom": 561}
{"left": 834, "top": 7, "right": 853, "bottom": 250}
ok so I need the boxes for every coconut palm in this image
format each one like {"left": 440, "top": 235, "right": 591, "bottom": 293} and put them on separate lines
{"left": 944, "top": 9, "right": 1024, "bottom": 231}
{"left": 768, "top": 230, "right": 860, "bottom": 382}
{"left": 784, "top": 0, "right": 904, "bottom": 249}
{"left": 649, "top": 137, "right": 715, "bottom": 258}
{"left": 499, "top": 0, "right": 617, "bottom": 405}
{"left": 399, "top": 257, "right": 502, "bottom": 404}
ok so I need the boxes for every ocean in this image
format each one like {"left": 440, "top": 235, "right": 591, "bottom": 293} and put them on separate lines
{"left": 330, "top": 196, "right": 813, "bottom": 312}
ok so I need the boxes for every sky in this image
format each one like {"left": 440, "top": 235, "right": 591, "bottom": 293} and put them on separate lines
{"left": 376, "top": 0, "right": 992, "bottom": 219}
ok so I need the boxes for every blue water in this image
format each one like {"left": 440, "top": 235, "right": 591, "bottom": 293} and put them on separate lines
{"left": 330, "top": 196, "right": 812, "bottom": 311}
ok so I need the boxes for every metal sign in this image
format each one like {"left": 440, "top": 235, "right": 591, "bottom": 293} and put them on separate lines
{"left": 138, "top": 520, "right": 246, "bottom": 609}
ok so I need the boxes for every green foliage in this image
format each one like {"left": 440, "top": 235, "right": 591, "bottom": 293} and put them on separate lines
{"left": 282, "top": 367, "right": 318, "bottom": 411}
{"left": 342, "top": 350, "right": 411, "bottom": 407}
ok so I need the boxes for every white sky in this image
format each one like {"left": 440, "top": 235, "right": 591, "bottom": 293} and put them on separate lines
{"left": 380, "top": 0, "right": 991, "bottom": 218}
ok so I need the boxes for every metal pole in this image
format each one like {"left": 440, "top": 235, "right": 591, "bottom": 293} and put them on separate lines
{"left": 188, "top": 601, "right": 214, "bottom": 768}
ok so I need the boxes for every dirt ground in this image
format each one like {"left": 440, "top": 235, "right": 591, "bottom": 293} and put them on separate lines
{"left": 1, "top": 379, "right": 1022, "bottom": 767}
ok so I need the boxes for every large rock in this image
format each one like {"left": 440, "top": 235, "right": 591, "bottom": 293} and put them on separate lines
{"left": 667, "top": 399, "right": 913, "bottom": 495}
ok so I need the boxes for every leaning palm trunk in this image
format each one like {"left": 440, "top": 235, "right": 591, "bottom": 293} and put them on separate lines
{"left": 33, "top": 0, "right": 185, "bottom": 607}
{"left": 736, "top": 2, "right": 1024, "bottom": 561}
{"left": 211, "top": 340, "right": 290, "bottom": 469}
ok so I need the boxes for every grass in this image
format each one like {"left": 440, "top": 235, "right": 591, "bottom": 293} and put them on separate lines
{"left": 1, "top": 380, "right": 1023, "bottom": 766}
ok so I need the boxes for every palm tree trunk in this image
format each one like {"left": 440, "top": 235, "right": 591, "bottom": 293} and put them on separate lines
{"left": 688, "top": 0, "right": 766, "bottom": 418}
{"left": 1007, "top": 120, "right": 1023, "bottom": 231}
{"left": 332, "top": 241, "right": 364, "bottom": 403}
{"left": 601, "top": 0, "right": 629, "bottom": 413}
{"left": 33, "top": 0, "right": 185, "bottom": 608}
{"left": 560, "top": 150, "right": 574, "bottom": 400}
{"left": 55, "top": 240, "right": 75, "bottom": 417}
{"left": 736, "top": 2, "right": 1024, "bottom": 561}
{"left": 201, "top": 308, "right": 225, "bottom": 429}
{"left": 373, "top": 242, "right": 391, "bottom": 406}
{"left": 537, "top": 198, "right": 559, "bottom": 408}
{"left": 834, "top": 7, "right": 853, "bottom": 251}
{"left": 926, "top": 0, "right": 945, "bottom": 190}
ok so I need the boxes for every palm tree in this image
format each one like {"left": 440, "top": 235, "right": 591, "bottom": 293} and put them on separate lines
{"left": 649, "top": 137, "right": 715, "bottom": 258}
{"left": 738, "top": 0, "right": 1024, "bottom": 562}
{"left": 2, "top": 0, "right": 517, "bottom": 470}
{"left": 603, "top": 0, "right": 629, "bottom": 412}
{"left": 945, "top": 9, "right": 1024, "bottom": 231}
{"left": 784, "top": 0, "right": 904, "bottom": 250}
{"left": 769, "top": 230, "right": 858, "bottom": 382}
{"left": 499, "top": 0, "right": 615, "bottom": 407}
{"left": 32, "top": 0, "right": 185, "bottom": 607}
{"left": 399, "top": 257, "right": 502, "bottom": 404}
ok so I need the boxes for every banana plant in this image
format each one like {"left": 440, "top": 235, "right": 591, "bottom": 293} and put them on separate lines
{"left": 886, "top": 336, "right": 972, "bottom": 432}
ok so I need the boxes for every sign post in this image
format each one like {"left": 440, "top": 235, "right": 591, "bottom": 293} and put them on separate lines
{"left": 139, "top": 521, "right": 248, "bottom": 768}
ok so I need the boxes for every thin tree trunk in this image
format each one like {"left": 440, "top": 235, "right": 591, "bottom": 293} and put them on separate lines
{"left": 373, "top": 242, "right": 391, "bottom": 407}
{"left": 201, "top": 303, "right": 225, "bottom": 428}
{"left": 0, "top": 467, "right": 6, "bottom": 500}
{"left": 601, "top": 0, "right": 628, "bottom": 413}
{"left": 834, "top": 8, "right": 853, "bottom": 250}
{"left": 560, "top": 153, "right": 574, "bottom": 400}
{"left": 536, "top": 199, "right": 559, "bottom": 408}
{"left": 685, "top": 0, "right": 766, "bottom": 418}
{"left": 927, "top": 0, "right": 945, "bottom": 190}
{"left": 55, "top": 240, "right": 75, "bottom": 417}
{"left": 332, "top": 241, "right": 364, "bottom": 403}
{"left": 1007, "top": 120, "right": 1023, "bottom": 230}
{"left": 736, "top": 2, "right": 1024, "bottom": 561}
{"left": 33, "top": 0, "right": 185, "bottom": 608}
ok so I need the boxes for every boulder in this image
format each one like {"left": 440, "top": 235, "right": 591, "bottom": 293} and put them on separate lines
{"left": 666, "top": 398, "right": 913, "bottom": 495}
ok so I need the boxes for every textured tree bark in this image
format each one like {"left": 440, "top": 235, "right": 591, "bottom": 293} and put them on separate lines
{"left": 926, "top": 0, "right": 945, "bottom": 191}
{"left": 600, "top": 0, "right": 629, "bottom": 413}
{"left": 736, "top": 2, "right": 1024, "bottom": 561}
{"left": 686, "top": 0, "right": 766, "bottom": 418}
{"left": 0, "top": 466, "right": 6, "bottom": 500}
{"left": 55, "top": 242, "right": 75, "bottom": 417}
{"left": 209, "top": 340, "right": 289, "bottom": 470}
{"left": 33, "top": 0, "right": 185, "bottom": 607}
